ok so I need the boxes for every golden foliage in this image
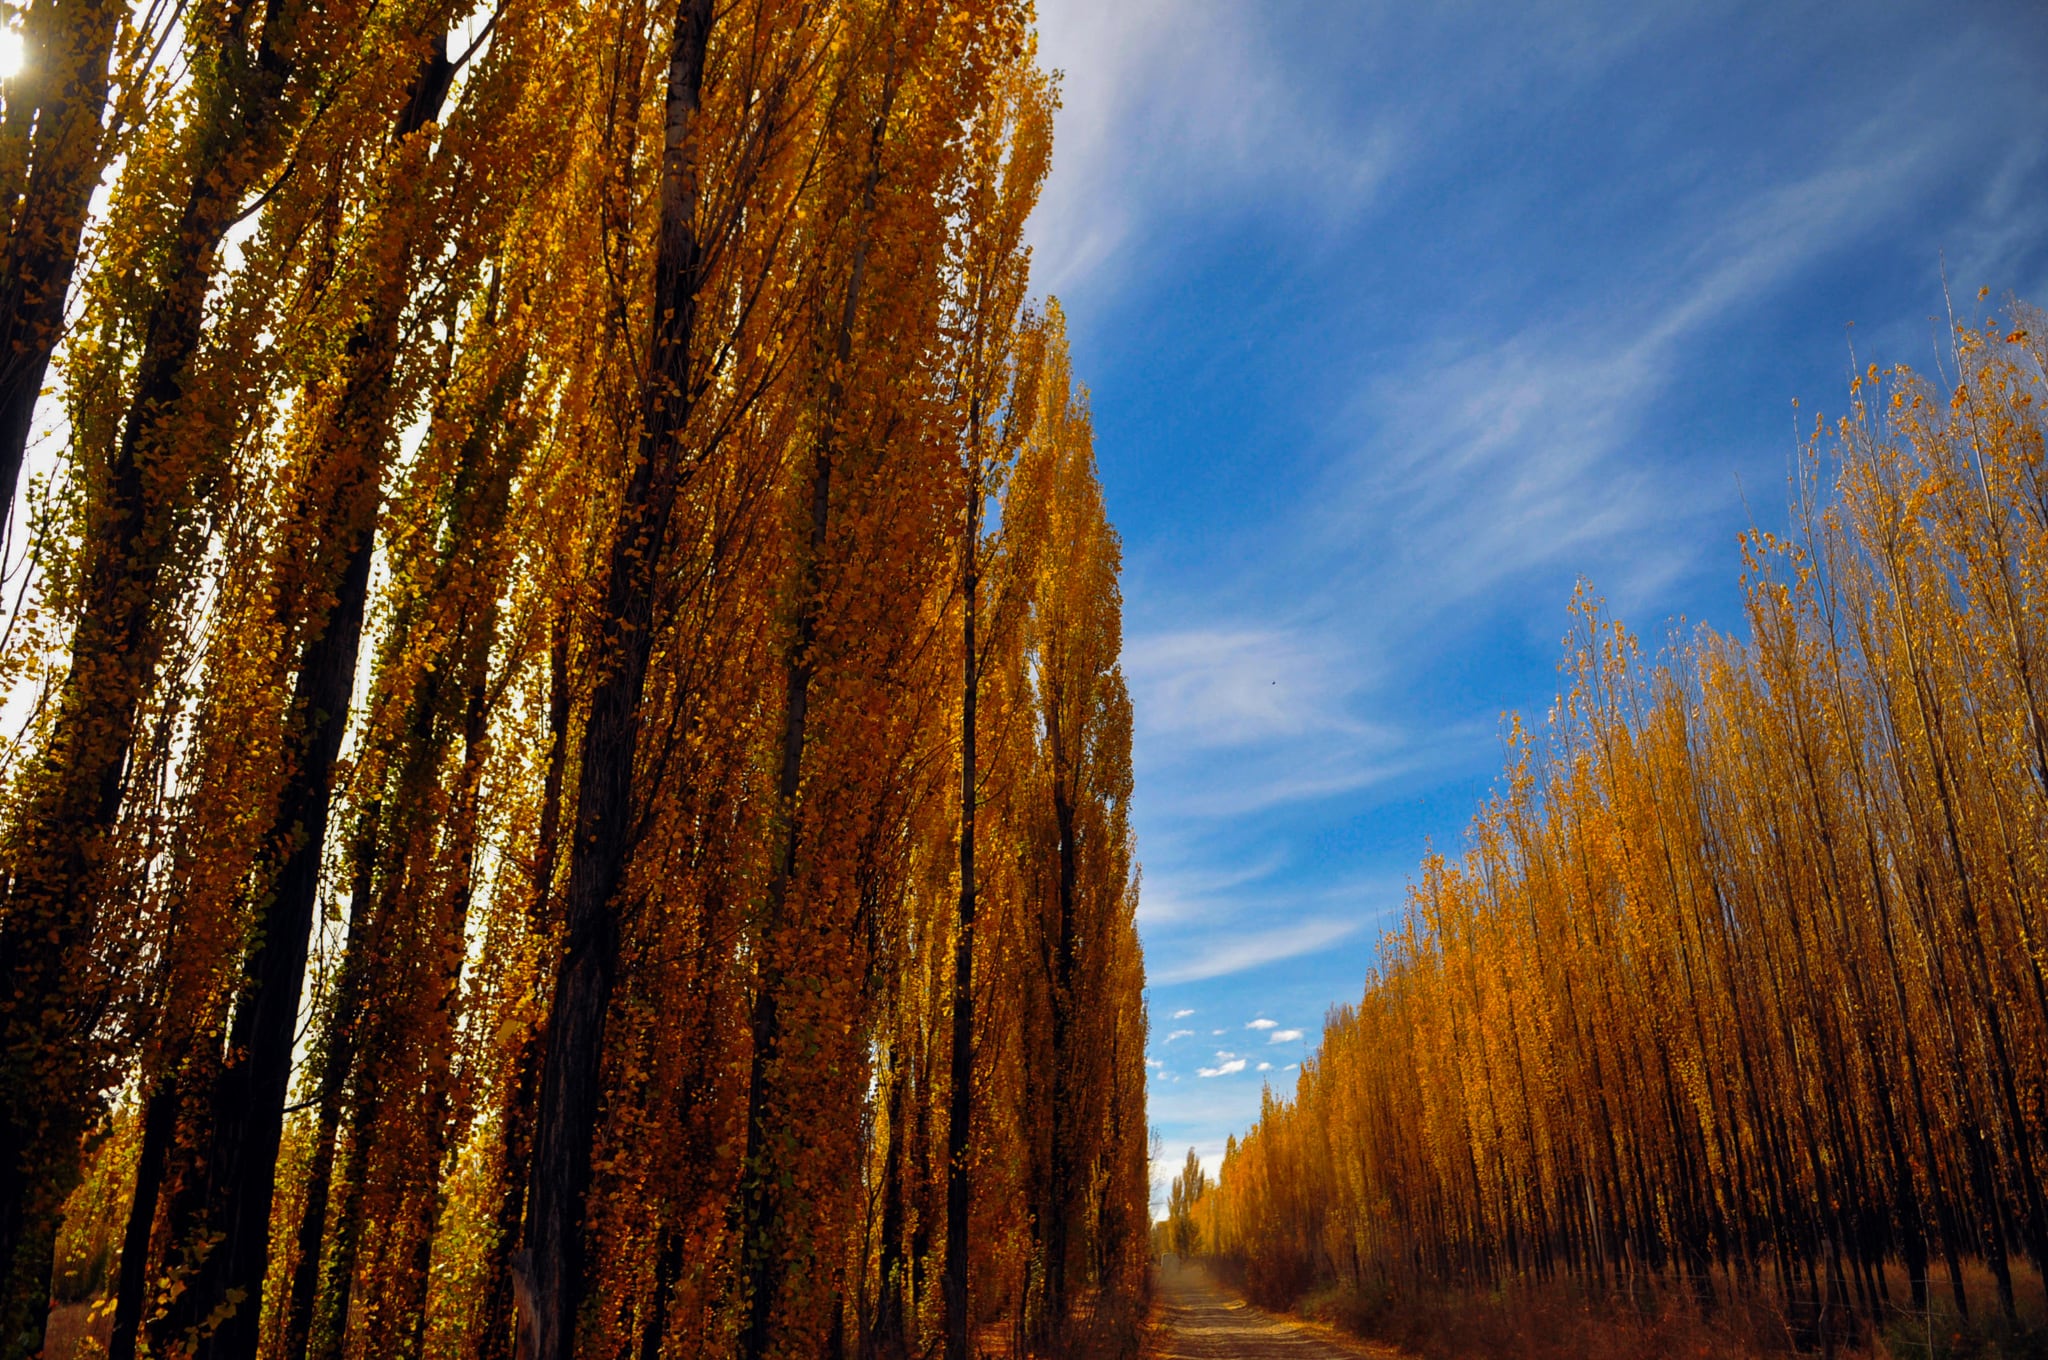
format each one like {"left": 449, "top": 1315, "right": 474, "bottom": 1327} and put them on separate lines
{"left": 0, "top": 4, "right": 1147, "bottom": 1359}
{"left": 1189, "top": 307, "right": 2048, "bottom": 1338}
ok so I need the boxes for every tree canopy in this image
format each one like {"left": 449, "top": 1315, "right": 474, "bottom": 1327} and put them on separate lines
{"left": 0, "top": 3, "right": 1149, "bottom": 1358}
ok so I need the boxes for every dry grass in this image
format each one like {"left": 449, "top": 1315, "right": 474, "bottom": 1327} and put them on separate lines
{"left": 1195, "top": 1258, "right": 2048, "bottom": 1360}
{"left": 970, "top": 1285, "right": 1151, "bottom": 1359}
{"left": 1301, "top": 1283, "right": 1840, "bottom": 1360}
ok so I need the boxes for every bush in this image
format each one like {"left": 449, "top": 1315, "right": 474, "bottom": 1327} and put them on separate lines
{"left": 1878, "top": 1313, "right": 2048, "bottom": 1360}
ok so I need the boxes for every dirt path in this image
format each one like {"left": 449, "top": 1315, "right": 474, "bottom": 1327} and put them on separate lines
{"left": 1151, "top": 1258, "right": 1405, "bottom": 1359}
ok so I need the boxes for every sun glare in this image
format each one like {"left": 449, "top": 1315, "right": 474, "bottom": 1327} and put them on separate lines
{"left": 0, "top": 30, "right": 22, "bottom": 81}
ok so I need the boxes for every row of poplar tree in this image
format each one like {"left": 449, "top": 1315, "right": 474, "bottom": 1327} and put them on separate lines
{"left": 1183, "top": 309, "right": 2048, "bottom": 1334}
{"left": 0, "top": 0, "right": 1152, "bottom": 1356}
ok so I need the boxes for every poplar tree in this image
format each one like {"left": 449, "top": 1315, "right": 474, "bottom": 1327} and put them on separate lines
{"left": 0, "top": 6, "right": 1152, "bottom": 1357}
{"left": 1190, "top": 307, "right": 2048, "bottom": 1342}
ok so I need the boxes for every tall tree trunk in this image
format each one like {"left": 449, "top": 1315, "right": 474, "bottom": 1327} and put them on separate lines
{"left": 155, "top": 524, "right": 376, "bottom": 1360}
{"left": 0, "top": 0, "right": 119, "bottom": 522}
{"left": 0, "top": 1, "right": 314, "bottom": 1337}
{"left": 105, "top": 1080, "right": 176, "bottom": 1360}
{"left": 281, "top": 801, "right": 387, "bottom": 1360}
{"left": 393, "top": 583, "right": 504, "bottom": 1360}
{"left": 280, "top": 1002, "right": 354, "bottom": 1360}
{"left": 288, "top": 322, "right": 528, "bottom": 1360}
{"left": 514, "top": 6, "right": 711, "bottom": 1356}
{"left": 306, "top": 1101, "right": 378, "bottom": 1360}
{"left": 736, "top": 366, "right": 833, "bottom": 1360}
{"left": 866, "top": 1042, "right": 908, "bottom": 1360}
{"left": 942, "top": 427, "right": 981, "bottom": 1360}
{"left": 146, "top": 43, "right": 458, "bottom": 1360}
{"left": 478, "top": 617, "right": 570, "bottom": 1360}
{"left": 1043, "top": 711, "right": 1079, "bottom": 1337}
{"left": 739, "top": 89, "right": 887, "bottom": 1353}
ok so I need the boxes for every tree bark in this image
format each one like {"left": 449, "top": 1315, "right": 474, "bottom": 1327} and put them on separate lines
{"left": 739, "top": 82, "right": 887, "bottom": 1354}
{"left": 145, "top": 42, "right": 458, "bottom": 1360}
{"left": 0, "top": 0, "right": 120, "bottom": 523}
{"left": 513, "top": 6, "right": 711, "bottom": 1357}
{"left": 105, "top": 1081, "right": 175, "bottom": 1360}
{"left": 155, "top": 523, "right": 376, "bottom": 1360}
{"left": 866, "top": 1042, "right": 908, "bottom": 1360}
{"left": 1043, "top": 699, "right": 1079, "bottom": 1336}
{"left": 942, "top": 419, "right": 982, "bottom": 1360}
{"left": 0, "top": 0, "right": 314, "bottom": 1338}
{"left": 478, "top": 616, "right": 570, "bottom": 1360}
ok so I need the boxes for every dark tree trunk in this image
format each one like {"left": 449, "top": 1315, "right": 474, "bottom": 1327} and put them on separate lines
{"left": 1043, "top": 715, "right": 1080, "bottom": 1336}
{"left": 105, "top": 1082, "right": 176, "bottom": 1360}
{"left": 478, "top": 618, "right": 570, "bottom": 1360}
{"left": 736, "top": 435, "right": 829, "bottom": 1359}
{"left": 0, "top": 2, "right": 312, "bottom": 1333}
{"left": 306, "top": 1114, "right": 377, "bottom": 1360}
{"left": 513, "top": 6, "right": 711, "bottom": 1357}
{"left": 155, "top": 524, "right": 377, "bottom": 1360}
{"left": 0, "top": 0, "right": 120, "bottom": 521}
{"left": 942, "top": 432, "right": 982, "bottom": 1360}
{"left": 636, "top": 1226, "right": 687, "bottom": 1360}
{"left": 144, "top": 43, "right": 458, "bottom": 1360}
{"left": 281, "top": 1038, "right": 349, "bottom": 1360}
{"left": 281, "top": 788, "right": 386, "bottom": 1360}
{"left": 866, "top": 1044, "right": 908, "bottom": 1360}
{"left": 739, "top": 92, "right": 885, "bottom": 1355}
{"left": 392, "top": 605, "right": 501, "bottom": 1360}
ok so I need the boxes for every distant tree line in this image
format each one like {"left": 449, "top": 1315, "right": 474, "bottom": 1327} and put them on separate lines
{"left": 1188, "top": 305, "right": 2048, "bottom": 1337}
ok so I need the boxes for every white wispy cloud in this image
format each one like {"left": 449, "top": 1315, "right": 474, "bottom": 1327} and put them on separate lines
{"left": 1307, "top": 107, "right": 1959, "bottom": 639}
{"left": 1122, "top": 624, "right": 1449, "bottom": 820}
{"left": 1246, "top": 1018, "right": 1277, "bottom": 1030}
{"left": 1028, "top": 1, "right": 1400, "bottom": 297}
{"left": 1072, "top": 0, "right": 2048, "bottom": 1226}
{"left": 1124, "top": 627, "right": 1369, "bottom": 750}
{"left": 1029, "top": 2, "right": 1686, "bottom": 303}
{"left": 1151, "top": 918, "right": 1364, "bottom": 985}
{"left": 1165, "top": 1029, "right": 1193, "bottom": 1042}
{"left": 1136, "top": 852, "right": 1296, "bottom": 925}
{"left": 1197, "top": 1058, "right": 1248, "bottom": 1078}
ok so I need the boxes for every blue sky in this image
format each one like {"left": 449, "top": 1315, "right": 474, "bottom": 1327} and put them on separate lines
{"left": 1021, "top": 0, "right": 2048, "bottom": 1215}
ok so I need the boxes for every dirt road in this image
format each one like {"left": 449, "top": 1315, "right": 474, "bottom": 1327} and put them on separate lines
{"left": 1151, "top": 1258, "right": 1404, "bottom": 1359}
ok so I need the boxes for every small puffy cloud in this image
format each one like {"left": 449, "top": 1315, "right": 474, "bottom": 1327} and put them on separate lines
{"left": 1270, "top": 1029, "right": 1304, "bottom": 1043}
{"left": 1145, "top": 1057, "right": 1165, "bottom": 1069}
{"left": 1246, "top": 1018, "right": 1278, "bottom": 1031}
{"left": 1166, "top": 1029, "right": 1194, "bottom": 1042}
{"left": 1172, "top": 1008, "right": 1195, "bottom": 1019}
{"left": 1198, "top": 1058, "right": 1248, "bottom": 1078}
{"left": 1257, "top": 1061, "right": 1272, "bottom": 1072}
{"left": 1214, "top": 1050, "right": 1238, "bottom": 1061}
{"left": 1211, "top": 1028, "right": 1225, "bottom": 1036}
